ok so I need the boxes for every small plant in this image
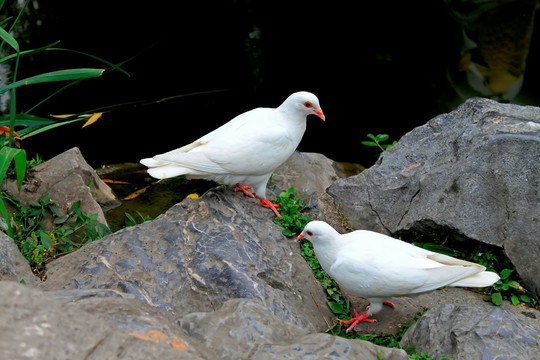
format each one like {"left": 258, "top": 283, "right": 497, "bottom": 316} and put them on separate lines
{"left": 5, "top": 192, "right": 110, "bottom": 274}
{"left": 124, "top": 211, "right": 152, "bottom": 227}
{"left": 361, "top": 133, "right": 397, "bottom": 152}
{"left": 272, "top": 187, "right": 310, "bottom": 237}
{"left": 486, "top": 268, "right": 534, "bottom": 306}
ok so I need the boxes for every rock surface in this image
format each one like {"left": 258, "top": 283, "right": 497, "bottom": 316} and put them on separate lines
{"left": 3, "top": 147, "right": 119, "bottom": 227}
{"left": 328, "top": 97, "right": 540, "bottom": 297}
{"left": 40, "top": 185, "right": 334, "bottom": 332}
{"left": 400, "top": 303, "right": 540, "bottom": 360}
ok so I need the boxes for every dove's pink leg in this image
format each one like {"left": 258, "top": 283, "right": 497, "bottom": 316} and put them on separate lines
{"left": 340, "top": 302, "right": 394, "bottom": 333}
{"left": 257, "top": 198, "right": 282, "bottom": 218}
{"left": 233, "top": 184, "right": 282, "bottom": 217}
{"left": 234, "top": 183, "right": 255, "bottom": 198}
{"left": 339, "top": 310, "right": 376, "bottom": 333}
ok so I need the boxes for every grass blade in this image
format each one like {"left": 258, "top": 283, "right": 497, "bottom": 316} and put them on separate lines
{"left": 0, "top": 41, "right": 61, "bottom": 64}
{"left": 0, "top": 68, "right": 104, "bottom": 94}
{"left": 0, "top": 25, "right": 19, "bottom": 51}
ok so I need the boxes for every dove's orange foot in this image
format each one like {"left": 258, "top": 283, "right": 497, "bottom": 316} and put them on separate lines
{"left": 257, "top": 197, "right": 281, "bottom": 218}
{"left": 339, "top": 309, "right": 376, "bottom": 333}
{"left": 234, "top": 183, "right": 255, "bottom": 198}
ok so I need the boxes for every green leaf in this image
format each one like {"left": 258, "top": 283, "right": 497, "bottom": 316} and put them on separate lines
{"left": 0, "top": 41, "right": 60, "bottom": 65}
{"left": 507, "top": 280, "right": 520, "bottom": 290}
{"left": 360, "top": 141, "right": 377, "bottom": 147}
{"left": 13, "top": 148, "right": 26, "bottom": 189}
{"left": 0, "top": 113, "right": 56, "bottom": 127}
{"left": 0, "top": 68, "right": 104, "bottom": 95}
{"left": 491, "top": 292, "right": 503, "bottom": 306}
{"left": 500, "top": 268, "right": 513, "bottom": 280}
{"left": 39, "top": 231, "right": 53, "bottom": 250}
{"left": 0, "top": 25, "right": 19, "bottom": 52}
{"left": 511, "top": 294, "right": 520, "bottom": 306}
{"left": 327, "top": 301, "right": 347, "bottom": 314}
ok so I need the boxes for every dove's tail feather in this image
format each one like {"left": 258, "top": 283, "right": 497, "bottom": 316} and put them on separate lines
{"left": 449, "top": 270, "right": 500, "bottom": 288}
{"left": 140, "top": 158, "right": 191, "bottom": 179}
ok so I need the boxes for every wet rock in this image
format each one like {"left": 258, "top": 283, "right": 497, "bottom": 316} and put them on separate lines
{"left": 400, "top": 304, "right": 540, "bottom": 360}
{"left": 328, "top": 98, "right": 540, "bottom": 297}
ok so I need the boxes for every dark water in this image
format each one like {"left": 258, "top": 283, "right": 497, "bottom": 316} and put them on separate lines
{"left": 8, "top": 0, "right": 540, "bottom": 168}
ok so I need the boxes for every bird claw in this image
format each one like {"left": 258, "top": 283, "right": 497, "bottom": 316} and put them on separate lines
{"left": 234, "top": 183, "right": 255, "bottom": 198}
{"left": 257, "top": 198, "right": 281, "bottom": 218}
{"left": 339, "top": 309, "right": 377, "bottom": 333}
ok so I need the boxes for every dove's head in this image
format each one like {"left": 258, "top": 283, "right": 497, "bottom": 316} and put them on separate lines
{"left": 297, "top": 221, "right": 339, "bottom": 245}
{"left": 280, "top": 91, "right": 325, "bottom": 121}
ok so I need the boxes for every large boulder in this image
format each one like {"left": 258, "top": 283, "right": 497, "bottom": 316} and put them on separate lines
{"left": 400, "top": 304, "right": 540, "bottom": 359}
{"left": 328, "top": 98, "right": 540, "bottom": 296}
{"left": 39, "top": 184, "right": 334, "bottom": 332}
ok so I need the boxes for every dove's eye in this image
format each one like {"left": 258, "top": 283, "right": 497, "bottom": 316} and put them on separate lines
{"left": 306, "top": 230, "right": 314, "bottom": 236}
{"left": 304, "top": 102, "right": 313, "bottom": 108}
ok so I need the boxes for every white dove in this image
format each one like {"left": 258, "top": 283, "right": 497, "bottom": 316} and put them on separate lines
{"left": 297, "top": 221, "right": 500, "bottom": 332}
{"left": 140, "top": 91, "right": 325, "bottom": 217}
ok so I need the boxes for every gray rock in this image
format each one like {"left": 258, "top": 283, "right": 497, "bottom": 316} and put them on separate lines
{"left": 0, "top": 281, "right": 208, "bottom": 360}
{"left": 180, "top": 298, "right": 409, "bottom": 360}
{"left": 4, "top": 147, "right": 119, "bottom": 227}
{"left": 400, "top": 304, "right": 540, "bottom": 360}
{"left": 272, "top": 151, "right": 345, "bottom": 201}
{"left": 0, "top": 231, "right": 38, "bottom": 285}
{"left": 328, "top": 98, "right": 540, "bottom": 296}
{"left": 40, "top": 185, "right": 334, "bottom": 332}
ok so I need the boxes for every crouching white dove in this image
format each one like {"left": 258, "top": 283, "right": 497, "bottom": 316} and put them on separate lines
{"left": 140, "top": 91, "right": 325, "bottom": 217}
{"left": 297, "top": 221, "right": 500, "bottom": 332}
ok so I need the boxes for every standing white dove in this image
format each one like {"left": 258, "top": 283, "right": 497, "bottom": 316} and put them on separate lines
{"left": 297, "top": 221, "right": 500, "bottom": 332}
{"left": 140, "top": 91, "right": 325, "bottom": 217}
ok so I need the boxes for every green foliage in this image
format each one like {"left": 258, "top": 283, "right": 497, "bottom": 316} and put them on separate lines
{"left": 361, "top": 133, "right": 397, "bottom": 152}
{"left": 486, "top": 268, "right": 535, "bottom": 307}
{"left": 5, "top": 193, "right": 110, "bottom": 273}
{"left": 272, "top": 187, "right": 310, "bottom": 237}
{"left": 0, "top": 1, "right": 128, "bottom": 240}
{"left": 124, "top": 211, "right": 153, "bottom": 227}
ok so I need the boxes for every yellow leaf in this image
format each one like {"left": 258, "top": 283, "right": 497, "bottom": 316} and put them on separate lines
{"left": 186, "top": 193, "right": 199, "bottom": 199}
{"left": 82, "top": 112, "right": 103, "bottom": 128}
{"left": 122, "top": 185, "right": 150, "bottom": 200}
{"left": 102, "top": 179, "right": 131, "bottom": 184}
{"left": 129, "top": 330, "right": 167, "bottom": 343}
{"left": 50, "top": 114, "right": 76, "bottom": 119}
{"left": 128, "top": 330, "right": 188, "bottom": 350}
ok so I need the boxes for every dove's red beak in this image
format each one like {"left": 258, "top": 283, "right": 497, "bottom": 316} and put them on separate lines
{"left": 297, "top": 232, "right": 305, "bottom": 241}
{"left": 314, "top": 109, "right": 325, "bottom": 121}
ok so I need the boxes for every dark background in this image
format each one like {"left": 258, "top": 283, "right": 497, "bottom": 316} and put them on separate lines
{"left": 8, "top": 0, "right": 540, "bottom": 167}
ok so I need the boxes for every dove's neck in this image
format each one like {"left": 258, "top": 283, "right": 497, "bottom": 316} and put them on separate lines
{"left": 277, "top": 108, "right": 307, "bottom": 142}
{"left": 312, "top": 234, "right": 343, "bottom": 274}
